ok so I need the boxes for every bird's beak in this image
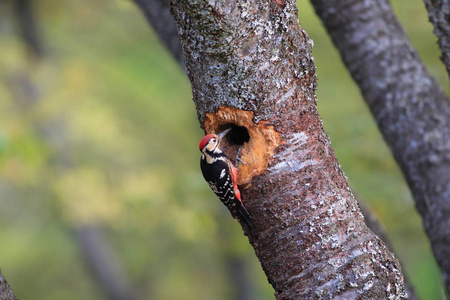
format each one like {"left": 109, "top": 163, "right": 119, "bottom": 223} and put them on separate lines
{"left": 217, "top": 128, "right": 231, "bottom": 143}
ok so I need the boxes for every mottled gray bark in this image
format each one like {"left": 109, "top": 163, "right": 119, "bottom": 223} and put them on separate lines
{"left": 311, "top": 0, "right": 450, "bottom": 293}
{"left": 132, "top": 0, "right": 184, "bottom": 64}
{"left": 0, "top": 271, "right": 16, "bottom": 300}
{"left": 423, "top": 0, "right": 450, "bottom": 78}
{"left": 169, "top": 0, "right": 406, "bottom": 298}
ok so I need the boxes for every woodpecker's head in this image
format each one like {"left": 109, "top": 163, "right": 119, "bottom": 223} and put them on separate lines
{"left": 199, "top": 128, "right": 231, "bottom": 156}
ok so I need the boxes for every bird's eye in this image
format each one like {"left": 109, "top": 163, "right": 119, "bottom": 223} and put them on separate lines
{"left": 212, "top": 139, "right": 216, "bottom": 142}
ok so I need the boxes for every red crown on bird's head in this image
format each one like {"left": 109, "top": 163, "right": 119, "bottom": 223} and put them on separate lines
{"left": 199, "top": 134, "right": 216, "bottom": 151}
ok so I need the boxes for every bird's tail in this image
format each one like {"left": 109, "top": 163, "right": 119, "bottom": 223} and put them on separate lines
{"left": 236, "top": 202, "right": 254, "bottom": 233}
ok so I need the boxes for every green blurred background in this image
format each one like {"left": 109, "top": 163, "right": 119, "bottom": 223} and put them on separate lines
{"left": 0, "top": 0, "right": 448, "bottom": 299}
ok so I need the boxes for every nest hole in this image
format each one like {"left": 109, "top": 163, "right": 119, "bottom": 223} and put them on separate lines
{"left": 203, "top": 106, "right": 282, "bottom": 184}
{"left": 219, "top": 123, "right": 250, "bottom": 146}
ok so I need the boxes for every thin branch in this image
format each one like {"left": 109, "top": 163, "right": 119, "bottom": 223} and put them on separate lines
{"left": 423, "top": 0, "right": 450, "bottom": 78}
{"left": 132, "top": 0, "right": 184, "bottom": 65}
{"left": 75, "top": 225, "right": 139, "bottom": 300}
{"left": 358, "top": 201, "right": 419, "bottom": 300}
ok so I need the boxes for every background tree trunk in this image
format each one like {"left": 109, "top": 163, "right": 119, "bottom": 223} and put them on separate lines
{"left": 132, "top": 0, "right": 184, "bottom": 65}
{"left": 423, "top": 0, "right": 450, "bottom": 77}
{"left": 75, "top": 224, "right": 139, "bottom": 300}
{"left": 13, "top": 0, "right": 45, "bottom": 57}
{"left": 169, "top": 0, "right": 406, "bottom": 298}
{"left": 2, "top": 4, "right": 142, "bottom": 298}
{"left": 311, "top": 0, "right": 450, "bottom": 293}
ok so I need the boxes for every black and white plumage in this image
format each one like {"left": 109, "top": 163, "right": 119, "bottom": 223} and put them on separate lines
{"left": 199, "top": 128, "right": 254, "bottom": 233}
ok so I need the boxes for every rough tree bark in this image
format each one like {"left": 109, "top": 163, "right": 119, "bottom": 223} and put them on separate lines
{"left": 311, "top": 0, "right": 450, "bottom": 293}
{"left": 423, "top": 0, "right": 450, "bottom": 77}
{"left": 168, "top": 0, "right": 406, "bottom": 298}
{"left": 0, "top": 271, "right": 16, "bottom": 300}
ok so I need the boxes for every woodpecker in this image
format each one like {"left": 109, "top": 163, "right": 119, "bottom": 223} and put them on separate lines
{"left": 199, "top": 128, "right": 254, "bottom": 233}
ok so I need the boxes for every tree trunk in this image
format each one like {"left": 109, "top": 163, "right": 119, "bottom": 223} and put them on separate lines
{"left": 169, "top": 0, "right": 406, "bottom": 298}
{"left": 311, "top": 0, "right": 450, "bottom": 293}
{"left": 423, "top": 0, "right": 450, "bottom": 78}
{"left": 134, "top": 1, "right": 418, "bottom": 296}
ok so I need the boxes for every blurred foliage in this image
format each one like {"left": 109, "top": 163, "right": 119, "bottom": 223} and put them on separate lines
{"left": 0, "top": 0, "right": 448, "bottom": 299}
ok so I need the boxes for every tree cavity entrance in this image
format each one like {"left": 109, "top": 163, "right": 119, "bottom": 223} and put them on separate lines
{"left": 220, "top": 124, "right": 250, "bottom": 146}
{"left": 203, "top": 106, "right": 282, "bottom": 184}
